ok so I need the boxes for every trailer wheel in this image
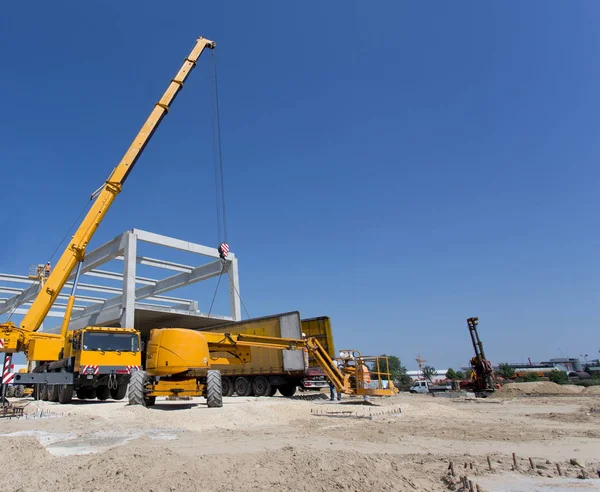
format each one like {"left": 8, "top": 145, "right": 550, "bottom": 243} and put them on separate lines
{"left": 206, "top": 370, "right": 223, "bottom": 408}
{"left": 278, "top": 382, "right": 297, "bottom": 397}
{"left": 110, "top": 383, "right": 128, "bottom": 401}
{"left": 269, "top": 386, "right": 278, "bottom": 397}
{"left": 128, "top": 370, "right": 151, "bottom": 407}
{"left": 76, "top": 388, "right": 87, "bottom": 400}
{"left": 252, "top": 376, "right": 271, "bottom": 397}
{"left": 221, "top": 377, "right": 234, "bottom": 397}
{"left": 96, "top": 385, "right": 110, "bottom": 401}
{"left": 234, "top": 377, "right": 252, "bottom": 397}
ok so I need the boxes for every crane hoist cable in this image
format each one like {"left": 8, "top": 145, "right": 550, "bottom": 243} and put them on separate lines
{"left": 210, "top": 49, "right": 228, "bottom": 255}
{"left": 207, "top": 51, "right": 251, "bottom": 320}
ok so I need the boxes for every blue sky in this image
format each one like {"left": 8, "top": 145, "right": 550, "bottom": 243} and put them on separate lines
{"left": 1, "top": 2, "right": 599, "bottom": 370}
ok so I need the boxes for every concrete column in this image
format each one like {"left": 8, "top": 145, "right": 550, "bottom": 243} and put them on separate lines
{"left": 120, "top": 230, "right": 137, "bottom": 328}
{"left": 228, "top": 257, "right": 242, "bottom": 321}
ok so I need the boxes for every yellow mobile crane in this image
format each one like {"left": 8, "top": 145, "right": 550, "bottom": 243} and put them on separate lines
{"left": 1, "top": 37, "right": 215, "bottom": 404}
{"left": 129, "top": 328, "right": 397, "bottom": 407}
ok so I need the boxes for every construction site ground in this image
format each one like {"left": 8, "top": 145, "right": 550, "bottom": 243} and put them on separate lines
{"left": 2, "top": 384, "right": 600, "bottom": 491}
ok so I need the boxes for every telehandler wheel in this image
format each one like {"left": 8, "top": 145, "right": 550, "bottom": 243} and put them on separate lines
{"left": 96, "top": 385, "right": 110, "bottom": 401}
{"left": 110, "top": 383, "right": 128, "bottom": 400}
{"left": 252, "top": 376, "right": 271, "bottom": 397}
{"left": 268, "top": 386, "right": 278, "bottom": 397}
{"left": 76, "top": 388, "right": 87, "bottom": 400}
{"left": 234, "top": 376, "right": 252, "bottom": 397}
{"left": 221, "top": 377, "right": 234, "bottom": 397}
{"left": 128, "top": 370, "right": 153, "bottom": 407}
{"left": 206, "top": 370, "right": 223, "bottom": 408}
{"left": 49, "top": 384, "right": 60, "bottom": 402}
{"left": 278, "top": 382, "right": 297, "bottom": 397}
{"left": 58, "top": 384, "right": 73, "bottom": 404}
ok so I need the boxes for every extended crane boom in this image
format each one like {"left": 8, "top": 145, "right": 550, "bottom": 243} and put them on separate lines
{"left": 19, "top": 37, "right": 215, "bottom": 334}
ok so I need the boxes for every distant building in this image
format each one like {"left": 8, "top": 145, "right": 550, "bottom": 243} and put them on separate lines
{"left": 407, "top": 370, "right": 448, "bottom": 382}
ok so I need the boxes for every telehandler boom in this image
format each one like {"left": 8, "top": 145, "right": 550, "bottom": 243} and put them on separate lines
{"left": 2, "top": 37, "right": 215, "bottom": 403}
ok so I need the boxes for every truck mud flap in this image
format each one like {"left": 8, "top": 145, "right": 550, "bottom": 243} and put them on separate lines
{"left": 12, "top": 372, "right": 74, "bottom": 385}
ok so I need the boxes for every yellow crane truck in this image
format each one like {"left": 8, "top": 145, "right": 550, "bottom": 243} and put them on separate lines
{"left": 1, "top": 37, "right": 216, "bottom": 403}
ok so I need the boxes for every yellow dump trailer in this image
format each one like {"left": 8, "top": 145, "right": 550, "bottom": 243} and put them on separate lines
{"left": 300, "top": 317, "right": 335, "bottom": 391}
{"left": 199, "top": 312, "right": 305, "bottom": 397}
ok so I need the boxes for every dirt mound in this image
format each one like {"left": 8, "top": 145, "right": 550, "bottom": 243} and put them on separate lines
{"left": 496, "top": 382, "right": 585, "bottom": 396}
{"left": 584, "top": 386, "right": 600, "bottom": 395}
{"left": 4, "top": 445, "right": 435, "bottom": 492}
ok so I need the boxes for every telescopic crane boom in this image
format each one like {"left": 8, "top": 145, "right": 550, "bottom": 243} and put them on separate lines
{"left": 1, "top": 37, "right": 215, "bottom": 355}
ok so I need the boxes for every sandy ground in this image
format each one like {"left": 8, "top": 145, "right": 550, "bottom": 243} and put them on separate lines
{"left": 1, "top": 389, "right": 600, "bottom": 491}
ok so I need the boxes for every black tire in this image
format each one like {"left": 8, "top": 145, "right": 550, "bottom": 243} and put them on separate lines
{"left": 85, "top": 387, "right": 96, "bottom": 399}
{"left": 49, "top": 384, "right": 60, "bottom": 402}
{"left": 40, "top": 384, "right": 49, "bottom": 401}
{"left": 278, "top": 382, "right": 297, "bottom": 397}
{"left": 206, "top": 370, "right": 223, "bottom": 408}
{"left": 110, "top": 383, "right": 128, "bottom": 401}
{"left": 14, "top": 385, "right": 25, "bottom": 398}
{"left": 221, "top": 377, "right": 234, "bottom": 397}
{"left": 6, "top": 386, "right": 15, "bottom": 398}
{"left": 234, "top": 377, "right": 252, "bottom": 397}
{"left": 96, "top": 385, "right": 110, "bottom": 401}
{"left": 58, "top": 384, "right": 73, "bottom": 404}
{"left": 128, "top": 370, "right": 151, "bottom": 407}
{"left": 268, "top": 386, "right": 278, "bottom": 397}
{"left": 252, "top": 376, "right": 271, "bottom": 397}
{"left": 76, "top": 388, "right": 87, "bottom": 400}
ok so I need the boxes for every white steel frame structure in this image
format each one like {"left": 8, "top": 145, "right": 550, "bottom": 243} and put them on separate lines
{"left": 0, "top": 229, "right": 241, "bottom": 334}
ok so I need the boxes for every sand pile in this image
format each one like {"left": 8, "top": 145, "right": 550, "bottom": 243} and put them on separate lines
{"left": 584, "top": 385, "right": 600, "bottom": 395}
{"left": 496, "top": 382, "right": 586, "bottom": 396}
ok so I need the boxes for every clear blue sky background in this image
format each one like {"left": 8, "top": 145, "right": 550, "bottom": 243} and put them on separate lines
{"left": 1, "top": 2, "right": 599, "bottom": 370}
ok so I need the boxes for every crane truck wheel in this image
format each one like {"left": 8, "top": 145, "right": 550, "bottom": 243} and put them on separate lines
{"left": 58, "top": 384, "right": 73, "bottom": 404}
{"left": 206, "top": 370, "right": 223, "bottom": 408}
{"left": 110, "top": 383, "right": 128, "bottom": 400}
{"left": 221, "top": 377, "right": 234, "bottom": 397}
{"left": 252, "top": 376, "right": 271, "bottom": 397}
{"left": 76, "top": 388, "right": 87, "bottom": 400}
{"left": 278, "top": 382, "right": 297, "bottom": 397}
{"left": 96, "top": 385, "right": 110, "bottom": 401}
{"left": 234, "top": 377, "right": 252, "bottom": 397}
{"left": 49, "top": 384, "right": 60, "bottom": 402}
{"left": 40, "top": 384, "right": 49, "bottom": 401}
{"left": 6, "top": 385, "right": 15, "bottom": 398}
{"left": 14, "top": 385, "right": 25, "bottom": 398}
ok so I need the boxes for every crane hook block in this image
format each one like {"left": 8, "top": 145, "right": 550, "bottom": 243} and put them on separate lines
{"left": 218, "top": 243, "right": 229, "bottom": 260}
